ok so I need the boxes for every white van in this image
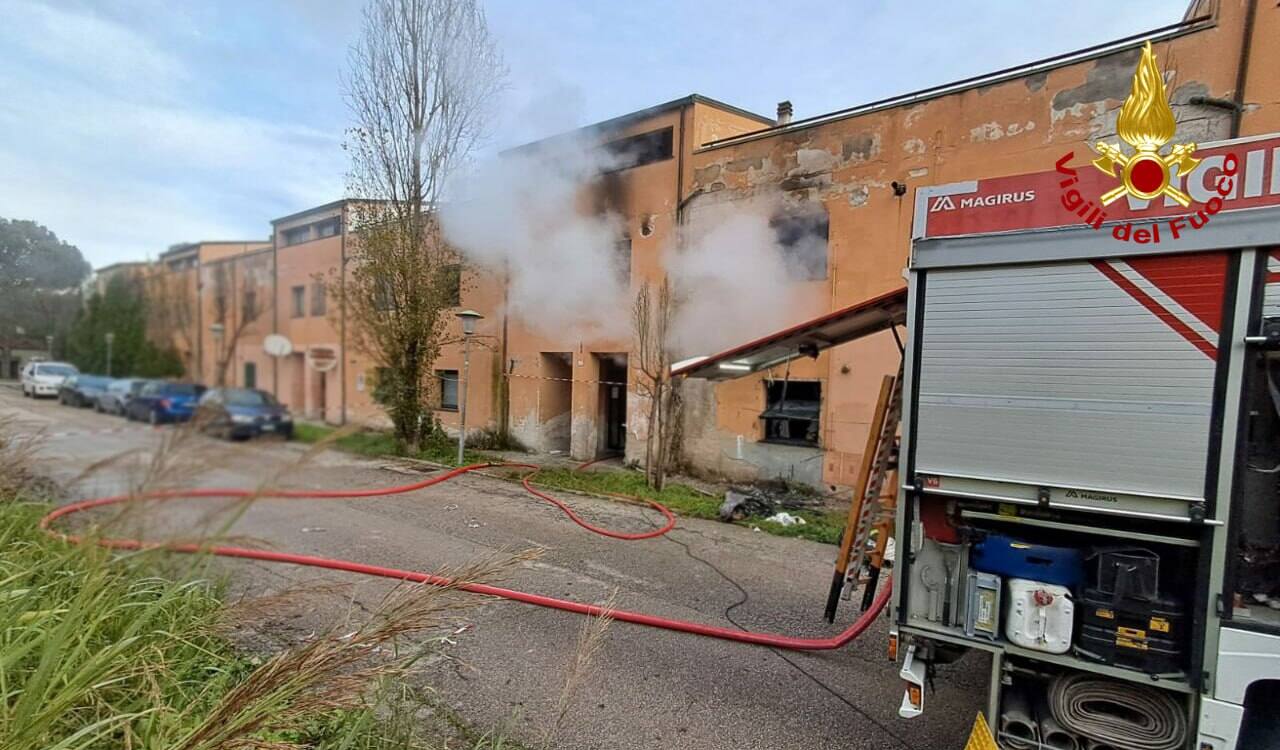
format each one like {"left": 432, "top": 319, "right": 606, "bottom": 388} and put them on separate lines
{"left": 21, "top": 361, "right": 78, "bottom": 398}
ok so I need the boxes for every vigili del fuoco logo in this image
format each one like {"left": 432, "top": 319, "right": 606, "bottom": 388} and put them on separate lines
{"left": 1055, "top": 41, "right": 1238, "bottom": 243}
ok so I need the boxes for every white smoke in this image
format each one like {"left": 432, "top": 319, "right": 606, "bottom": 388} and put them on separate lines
{"left": 666, "top": 196, "right": 825, "bottom": 356}
{"left": 440, "top": 140, "right": 630, "bottom": 342}
{"left": 442, "top": 145, "right": 825, "bottom": 356}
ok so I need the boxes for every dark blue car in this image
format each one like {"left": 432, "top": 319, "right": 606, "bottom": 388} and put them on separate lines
{"left": 195, "top": 387, "right": 294, "bottom": 440}
{"left": 58, "top": 375, "right": 114, "bottom": 408}
{"left": 125, "top": 382, "right": 206, "bottom": 425}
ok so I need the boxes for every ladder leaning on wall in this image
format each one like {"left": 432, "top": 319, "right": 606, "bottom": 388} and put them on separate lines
{"left": 824, "top": 357, "right": 903, "bottom": 623}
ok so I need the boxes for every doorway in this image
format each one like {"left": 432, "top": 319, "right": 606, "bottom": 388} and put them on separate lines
{"left": 596, "top": 353, "right": 627, "bottom": 456}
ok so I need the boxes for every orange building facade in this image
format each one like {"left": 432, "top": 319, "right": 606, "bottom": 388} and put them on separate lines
{"left": 151, "top": 0, "right": 1276, "bottom": 488}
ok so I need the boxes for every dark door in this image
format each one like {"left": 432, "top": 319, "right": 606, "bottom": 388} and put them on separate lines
{"left": 597, "top": 354, "right": 627, "bottom": 455}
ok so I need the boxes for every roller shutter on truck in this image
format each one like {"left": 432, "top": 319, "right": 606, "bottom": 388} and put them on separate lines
{"left": 914, "top": 251, "right": 1229, "bottom": 504}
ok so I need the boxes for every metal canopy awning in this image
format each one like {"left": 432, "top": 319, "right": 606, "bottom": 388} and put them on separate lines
{"left": 671, "top": 286, "right": 908, "bottom": 380}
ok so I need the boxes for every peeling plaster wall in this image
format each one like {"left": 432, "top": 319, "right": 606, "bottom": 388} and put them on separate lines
{"left": 679, "top": 378, "right": 824, "bottom": 486}
{"left": 682, "top": 2, "right": 1270, "bottom": 488}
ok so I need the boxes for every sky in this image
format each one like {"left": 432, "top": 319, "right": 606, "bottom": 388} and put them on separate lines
{"left": 0, "top": 0, "right": 1188, "bottom": 269}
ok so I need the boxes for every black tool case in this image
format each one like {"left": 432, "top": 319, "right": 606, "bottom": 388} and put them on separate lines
{"left": 1076, "top": 588, "right": 1188, "bottom": 674}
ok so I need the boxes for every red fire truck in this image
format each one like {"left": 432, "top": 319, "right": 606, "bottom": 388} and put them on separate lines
{"left": 892, "top": 132, "right": 1280, "bottom": 749}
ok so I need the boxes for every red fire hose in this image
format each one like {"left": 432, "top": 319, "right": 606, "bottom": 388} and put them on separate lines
{"left": 40, "top": 462, "right": 890, "bottom": 651}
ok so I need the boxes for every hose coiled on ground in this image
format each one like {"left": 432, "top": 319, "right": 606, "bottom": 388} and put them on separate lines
{"left": 1048, "top": 673, "right": 1186, "bottom": 750}
{"left": 41, "top": 461, "right": 891, "bottom": 652}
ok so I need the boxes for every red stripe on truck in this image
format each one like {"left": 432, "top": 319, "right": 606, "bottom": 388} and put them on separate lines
{"left": 1091, "top": 260, "right": 1218, "bottom": 361}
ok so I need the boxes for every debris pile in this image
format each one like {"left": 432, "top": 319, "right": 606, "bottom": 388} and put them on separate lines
{"left": 718, "top": 481, "right": 825, "bottom": 522}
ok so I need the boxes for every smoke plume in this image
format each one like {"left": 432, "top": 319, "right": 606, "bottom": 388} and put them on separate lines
{"left": 440, "top": 140, "right": 630, "bottom": 342}
{"left": 667, "top": 196, "right": 824, "bottom": 355}
{"left": 442, "top": 143, "right": 826, "bottom": 356}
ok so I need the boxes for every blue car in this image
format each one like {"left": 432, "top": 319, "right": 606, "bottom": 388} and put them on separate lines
{"left": 58, "top": 375, "right": 114, "bottom": 408}
{"left": 196, "top": 387, "right": 294, "bottom": 440}
{"left": 125, "top": 382, "right": 206, "bottom": 425}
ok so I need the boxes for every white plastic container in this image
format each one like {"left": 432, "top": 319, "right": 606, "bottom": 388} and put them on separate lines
{"left": 1005, "top": 578, "right": 1074, "bottom": 654}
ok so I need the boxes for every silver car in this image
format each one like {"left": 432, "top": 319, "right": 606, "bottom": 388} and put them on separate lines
{"left": 96, "top": 378, "right": 153, "bottom": 415}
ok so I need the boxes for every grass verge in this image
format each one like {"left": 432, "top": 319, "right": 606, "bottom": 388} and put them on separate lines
{"left": 294, "top": 423, "right": 845, "bottom": 544}
{"left": 294, "top": 422, "right": 492, "bottom": 466}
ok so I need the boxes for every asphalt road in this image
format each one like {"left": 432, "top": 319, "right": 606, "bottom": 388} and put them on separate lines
{"left": 2, "top": 385, "right": 985, "bottom": 749}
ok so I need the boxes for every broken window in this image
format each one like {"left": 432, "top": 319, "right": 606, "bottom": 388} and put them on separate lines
{"left": 761, "top": 379, "right": 821, "bottom": 446}
{"left": 603, "top": 127, "right": 674, "bottom": 172}
{"left": 772, "top": 211, "right": 829, "bottom": 281}
{"left": 436, "top": 369, "right": 459, "bottom": 411}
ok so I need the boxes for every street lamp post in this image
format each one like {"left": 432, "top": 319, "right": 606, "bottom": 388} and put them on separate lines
{"left": 454, "top": 310, "right": 483, "bottom": 465}
{"left": 104, "top": 332, "right": 115, "bottom": 377}
{"left": 210, "top": 323, "right": 225, "bottom": 385}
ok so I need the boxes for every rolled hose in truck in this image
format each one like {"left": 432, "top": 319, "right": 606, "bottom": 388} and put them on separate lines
{"left": 1047, "top": 673, "right": 1187, "bottom": 750}
{"left": 40, "top": 461, "right": 890, "bottom": 651}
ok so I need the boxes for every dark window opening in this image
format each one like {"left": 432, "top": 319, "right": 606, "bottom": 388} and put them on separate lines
{"left": 374, "top": 279, "right": 396, "bottom": 311}
{"left": 315, "top": 217, "right": 341, "bottom": 238}
{"left": 242, "top": 289, "right": 257, "bottom": 320}
{"left": 311, "top": 281, "right": 326, "bottom": 316}
{"left": 291, "top": 285, "right": 305, "bottom": 318}
{"left": 282, "top": 225, "right": 311, "bottom": 246}
{"left": 1228, "top": 340, "right": 1280, "bottom": 630}
{"left": 243, "top": 362, "right": 257, "bottom": 389}
{"left": 772, "top": 211, "right": 829, "bottom": 281}
{"left": 603, "top": 127, "right": 674, "bottom": 172}
{"left": 613, "top": 235, "right": 631, "bottom": 283}
{"left": 441, "top": 264, "right": 461, "bottom": 307}
{"left": 437, "top": 369, "right": 459, "bottom": 411}
{"left": 761, "top": 379, "right": 821, "bottom": 446}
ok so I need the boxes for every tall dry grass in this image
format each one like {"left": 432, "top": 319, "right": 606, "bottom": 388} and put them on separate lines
{"left": 1, "top": 413, "right": 535, "bottom": 749}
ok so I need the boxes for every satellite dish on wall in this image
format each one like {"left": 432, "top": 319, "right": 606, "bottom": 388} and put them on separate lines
{"left": 263, "top": 334, "right": 293, "bottom": 357}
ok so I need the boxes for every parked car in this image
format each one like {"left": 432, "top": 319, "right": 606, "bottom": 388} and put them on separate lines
{"left": 125, "top": 382, "right": 206, "bottom": 424}
{"left": 58, "top": 374, "right": 113, "bottom": 408}
{"left": 196, "top": 387, "right": 294, "bottom": 440}
{"left": 20, "top": 361, "right": 78, "bottom": 398}
{"left": 96, "top": 378, "right": 154, "bottom": 415}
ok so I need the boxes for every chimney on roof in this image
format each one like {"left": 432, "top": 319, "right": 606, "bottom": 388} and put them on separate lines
{"left": 776, "top": 100, "right": 793, "bottom": 126}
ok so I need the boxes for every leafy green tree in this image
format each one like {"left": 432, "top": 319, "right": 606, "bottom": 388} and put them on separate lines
{"left": 0, "top": 218, "right": 90, "bottom": 352}
{"left": 0, "top": 218, "right": 90, "bottom": 291}
{"left": 64, "top": 274, "right": 183, "bottom": 378}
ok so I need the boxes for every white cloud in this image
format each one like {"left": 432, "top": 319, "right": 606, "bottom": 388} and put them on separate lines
{"left": 0, "top": 1, "right": 345, "bottom": 267}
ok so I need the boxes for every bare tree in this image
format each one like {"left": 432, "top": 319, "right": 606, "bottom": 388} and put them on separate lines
{"left": 207, "top": 261, "right": 268, "bottom": 387}
{"left": 633, "top": 277, "right": 679, "bottom": 490}
{"left": 338, "top": 0, "right": 504, "bottom": 451}
{"left": 145, "top": 268, "right": 199, "bottom": 377}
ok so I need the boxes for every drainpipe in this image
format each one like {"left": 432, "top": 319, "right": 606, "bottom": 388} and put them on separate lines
{"left": 196, "top": 260, "right": 203, "bottom": 383}
{"left": 499, "top": 257, "right": 510, "bottom": 436}
{"left": 675, "top": 104, "right": 686, "bottom": 225}
{"left": 271, "top": 231, "right": 279, "bottom": 399}
{"left": 1229, "top": 0, "right": 1258, "bottom": 138}
{"left": 339, "top": 204, "right": 348, "bottom": 425}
